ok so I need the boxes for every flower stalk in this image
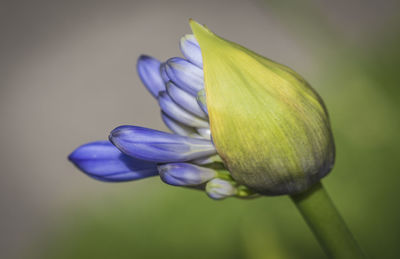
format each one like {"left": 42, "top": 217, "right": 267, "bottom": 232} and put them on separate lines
{"left": 291, "top": 182, "right": 365, "bottom": 258}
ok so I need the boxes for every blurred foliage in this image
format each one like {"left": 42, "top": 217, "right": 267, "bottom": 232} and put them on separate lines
{"left": 38, "top": 181, "right": 323, "bottom": 259}
{"left": 35, "top": 1, "right": 400, "bottom": 258}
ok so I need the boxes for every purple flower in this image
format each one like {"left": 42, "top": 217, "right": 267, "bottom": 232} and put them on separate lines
{"left": 69, "top": 33, "right": 255, "bottom": 200}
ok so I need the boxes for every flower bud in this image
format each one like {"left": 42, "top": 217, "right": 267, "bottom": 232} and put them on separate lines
{"left": 190, "top": 20, "right": 335, "bottom": 195}
{"left": 158, "top": 163, "right": 217, "bottom": 186}
{"left": 206, "top": 178, "right": 237, "bottom": 200}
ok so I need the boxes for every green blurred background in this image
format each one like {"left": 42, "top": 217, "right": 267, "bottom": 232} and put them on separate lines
{"left": 1, "top": 0, "right": 399, "bottom": 258}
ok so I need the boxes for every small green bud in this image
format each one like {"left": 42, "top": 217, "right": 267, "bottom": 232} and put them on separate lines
{"left": 190, "top": 20, "right": 335, "bottom": 195}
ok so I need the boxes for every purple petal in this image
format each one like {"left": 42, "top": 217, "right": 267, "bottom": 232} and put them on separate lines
{"left": 161, "top": 111, "right": 199, "bottom": 137}
{"left": 69, "top": 141, "right": 158, "bottom": 182}
{"left": 109, "top": 126, "right": 216, "bottom": 163}
{"left": 158, "top": 91, "right": 209, "bottom": 128}
{"left": 166, "top": 82, "right": 207, "bottom": 118}
{"left": 137, "top": 55, "right": 165, "bottom": 98}
{"left": 165, "top": 57, "right": 204, "bottom": 96}
{"left": 180, "top": 34, "right": 203, "bottom": 68}
{"left": 158, "top": 163, "right": 216, "bottom": 186}
{"left": 160, "top": 63, "right": 170, "bottom": 83}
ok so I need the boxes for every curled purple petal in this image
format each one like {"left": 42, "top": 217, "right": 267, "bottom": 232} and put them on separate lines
{"left": 180, "top": 34, "right": 203, "bottom": 68}
{"left": 165, "top": 57, "right": 204, "bottom": 96}
{"left": 68, "top": 141, "right": 158, "bottom": 182}
{"left": 137, "top": 55, "right": 165, "bottom": 98}
{"left": 158, "top": 163, "right": 216, "bottom": 186}
{"left": 158, "top": 91, "right": 209, "bottom": 128}
{"left": 109, "top": 126, "right": 216, "bottom": 163}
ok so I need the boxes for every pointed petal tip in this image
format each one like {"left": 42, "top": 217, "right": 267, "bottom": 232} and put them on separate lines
{"left": 188, "top": 18, "right": 195, "bottom": 27}
{"left": 68, "top": 150, "right": 75, "bottom": 162}
{"left": 137, "top": 55, "right": 159, "bottom": 66}
{"left": 138, "top": 54, "right": 151, "bottom": 60}
{"left": 189, "top": 20, "right": 213, "bottom": 38}
{"left": 188, "top": 19, "right": 205, "bottom": 30}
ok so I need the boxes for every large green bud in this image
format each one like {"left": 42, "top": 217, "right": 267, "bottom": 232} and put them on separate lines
{"left": 190, "top": 20, "right": 335, "bottom": 195}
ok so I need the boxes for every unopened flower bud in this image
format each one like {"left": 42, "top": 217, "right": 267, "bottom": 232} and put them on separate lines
{"left": 206, "top": 178, "right": 237, "bottom": 200}
{"left": 190, "top": 20, "right": 335, "bottom": 195}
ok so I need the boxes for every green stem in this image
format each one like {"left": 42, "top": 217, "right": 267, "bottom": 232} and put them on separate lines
{"left": 290, "top": 182, "right": 365, "bottom": 258}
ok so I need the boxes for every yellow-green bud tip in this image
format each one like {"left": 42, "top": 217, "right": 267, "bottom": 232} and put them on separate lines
{"left": 190, "top": 20, "right": 335, "bottom": 195}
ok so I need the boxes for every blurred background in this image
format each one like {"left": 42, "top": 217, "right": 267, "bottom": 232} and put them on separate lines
{"left": 1, "top": 0, "right": 399, "bottom": 258}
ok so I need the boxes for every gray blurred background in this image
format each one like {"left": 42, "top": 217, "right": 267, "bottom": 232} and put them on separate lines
{"left": 1, "top": 0, "right": 399, "bottom": 258}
